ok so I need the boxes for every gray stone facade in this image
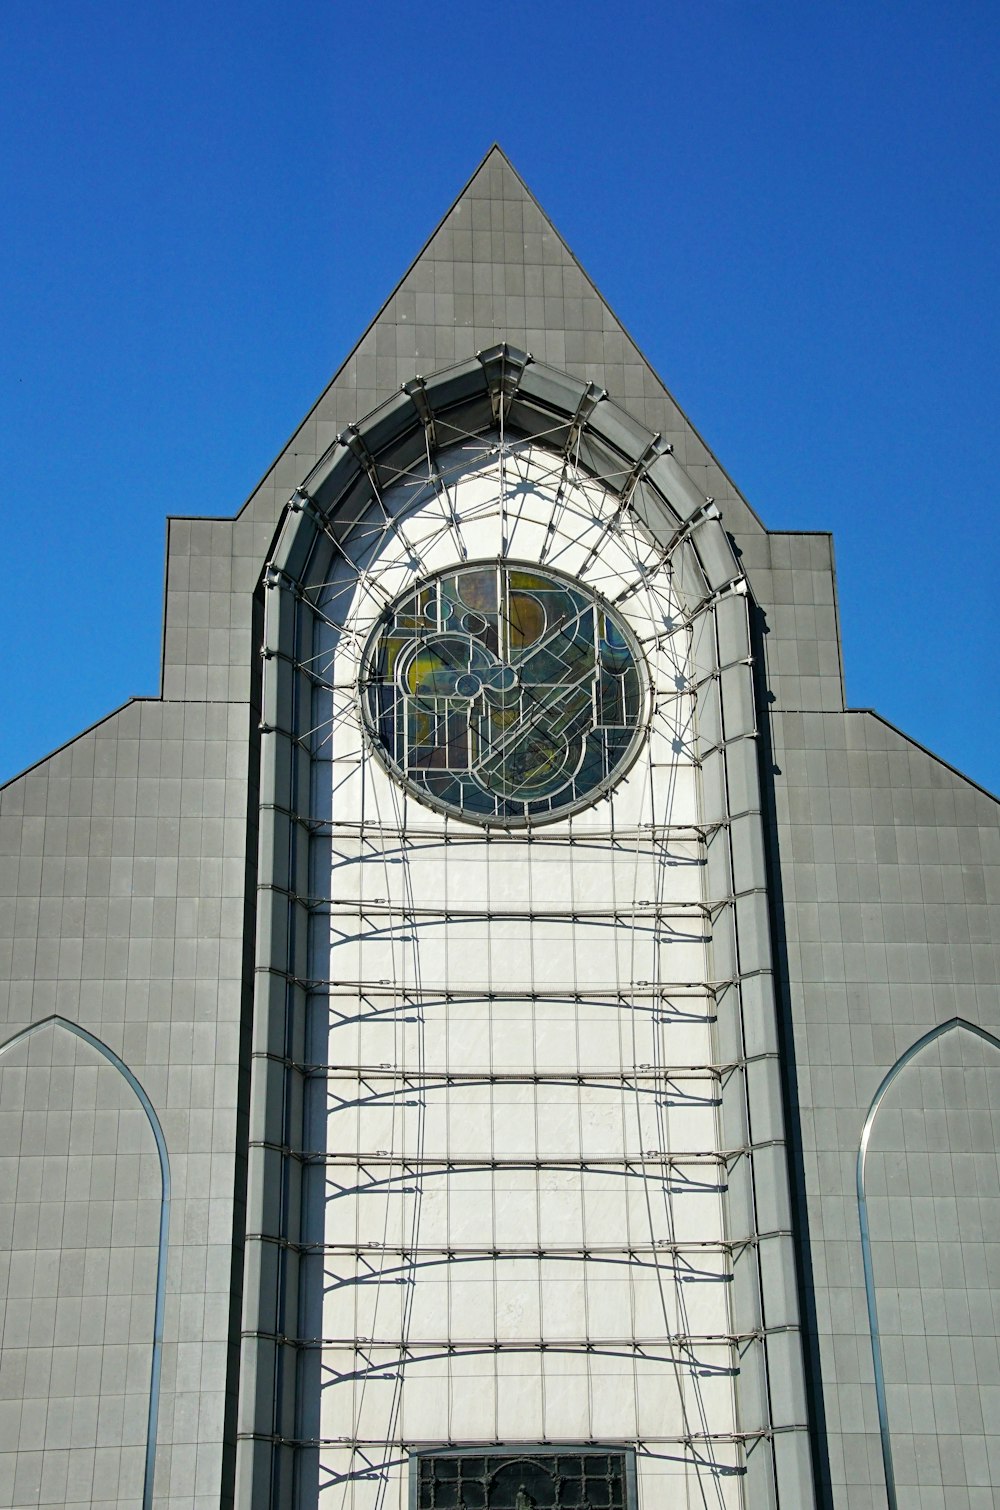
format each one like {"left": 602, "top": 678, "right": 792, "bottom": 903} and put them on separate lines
{"left": 1, "top": 147, "right": 996, "bottom": 1509}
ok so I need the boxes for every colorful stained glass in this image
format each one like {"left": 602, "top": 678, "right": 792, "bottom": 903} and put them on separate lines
{"left": 360, "top": 563, "right": 647, "bottom": 823}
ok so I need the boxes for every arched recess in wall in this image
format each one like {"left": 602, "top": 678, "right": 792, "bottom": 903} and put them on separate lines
{"left": 236, "top": 347, "right": 818, "bottom": 1510}
{"left": 0, "top": 1016, "right": 169, "bottom": 1510}
{"left": 858, "top": 1017, "right": 1000, "bottom": 1510}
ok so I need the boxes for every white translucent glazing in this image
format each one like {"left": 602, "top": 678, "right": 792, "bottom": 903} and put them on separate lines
{"left": 305, "top": 440, "right": 741, "bottom": 1510}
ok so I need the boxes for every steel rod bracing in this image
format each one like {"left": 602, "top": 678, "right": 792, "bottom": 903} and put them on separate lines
{"left": 257, "top": 427, "right": 778, "bottom": 1510}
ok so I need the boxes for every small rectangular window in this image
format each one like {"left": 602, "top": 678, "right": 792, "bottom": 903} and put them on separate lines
{"left": 412, "top": 1450, "right": 632, "bottom": 1510}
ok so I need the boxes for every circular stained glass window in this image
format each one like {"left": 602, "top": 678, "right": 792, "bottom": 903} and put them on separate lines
{"left": 359, "top": 562, "right": 648, "bottom": 824}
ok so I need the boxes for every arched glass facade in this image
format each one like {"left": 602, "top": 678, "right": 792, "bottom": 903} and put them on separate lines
{"left": 247, "top": 357, "right": 802, "bottom": 1510}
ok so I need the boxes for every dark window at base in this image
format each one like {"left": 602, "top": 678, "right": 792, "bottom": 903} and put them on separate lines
{"left": 414, "top": 1451, "right": 629, "bottom": 1510}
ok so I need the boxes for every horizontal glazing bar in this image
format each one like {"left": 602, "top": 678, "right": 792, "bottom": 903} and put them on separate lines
{"left": 236, "top": 1429, "right": 792, "bottom": 1446}
{"left": 298, "top": 818, "right": 715, "bottom": 842}
{"left": 313, "top": 900, "right": 710, "bottom": 920}
{"left": 244, "top": 1333, "right": 748, "bottom": 1351}
{"left": 243, "top": 1229, "right": 793, "bottom": 1255}
{"left": 248, "top": 1145, "right": 744, "bottom": 1169}
{"left": 314, "top": 981, "right": 725, "bottom": 999}
{"left": 249, "top": 1052, "right": 779, "bottom": 1083}
{"left": 314, "top": 1066, "right": 732, "bottom": 1082}
{"left": 280, "top": 1240, "right": 731, "bottom": 1255}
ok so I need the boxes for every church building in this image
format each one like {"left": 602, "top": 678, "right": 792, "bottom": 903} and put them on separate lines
{"left": 1, "top": 147, "right": 997, "bottom": 1510}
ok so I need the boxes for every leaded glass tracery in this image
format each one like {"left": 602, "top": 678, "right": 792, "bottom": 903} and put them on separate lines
{"left": 415, "top": 1451, "right": 629, "bottom": 1510}
{"left": 360, "top": 562, "right": 647, "bottom": 824}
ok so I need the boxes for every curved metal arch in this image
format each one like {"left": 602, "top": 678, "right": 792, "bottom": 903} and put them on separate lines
{"left": 857, "top": 1015, "right": 1000, "bottom": 1510}
{"left": 265, "top": 344, "right": 744, "bottom": 617}
{"left": 0, "top": 1014, "right": 170, "bottom": 1510}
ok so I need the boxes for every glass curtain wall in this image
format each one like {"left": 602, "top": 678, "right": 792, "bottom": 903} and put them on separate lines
{"left": 300, "top": 438, "right": 741, "bottom": 1510}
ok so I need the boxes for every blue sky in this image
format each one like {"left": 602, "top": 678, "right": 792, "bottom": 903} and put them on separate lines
{"left": 2, "top": 0, "right": 998, "bottom": 791}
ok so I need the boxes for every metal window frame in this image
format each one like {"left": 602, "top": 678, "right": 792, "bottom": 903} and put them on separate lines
{"left": 406, "top": 1444, "right": 638, "bottom": 1510}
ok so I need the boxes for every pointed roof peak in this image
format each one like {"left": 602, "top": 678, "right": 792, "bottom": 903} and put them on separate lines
{"left": 445, "top": 141, "right": 539, "bottom": 212}
{"left": 471, "top": 141, "right": 520, "bottom": 171}
{"left": 231, "top": 149, "right": 764, "bottom": 540}
{"left": 480, "top": 141, "right": 534, "bottom": 184}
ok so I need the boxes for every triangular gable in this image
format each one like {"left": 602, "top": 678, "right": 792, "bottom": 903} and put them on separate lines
{"left": 236, "top": 145, "right": 765, "bottom": 540}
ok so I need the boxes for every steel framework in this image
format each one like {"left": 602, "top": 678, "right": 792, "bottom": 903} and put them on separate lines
{"left": 236, "top": 349, "right": 817, "bottom": 1510}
